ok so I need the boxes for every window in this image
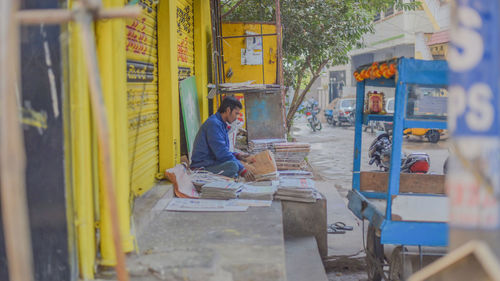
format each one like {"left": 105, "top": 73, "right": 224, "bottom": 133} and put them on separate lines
{"left": 406, "top": 85, "right": 448, "bottom": 120}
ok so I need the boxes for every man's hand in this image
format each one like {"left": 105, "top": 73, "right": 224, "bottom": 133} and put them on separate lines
{"left": 243, "top": 169, "right": 255, "bottom": 181}
{"left": 236, "top": 152, "right": 250, "bottom": 161}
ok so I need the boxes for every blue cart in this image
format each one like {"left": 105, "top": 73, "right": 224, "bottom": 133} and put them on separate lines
{"left": 348, "top": 58, "right": 449, "bottom": 280}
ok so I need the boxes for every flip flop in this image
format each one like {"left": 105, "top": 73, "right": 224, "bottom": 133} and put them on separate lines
{"left": 331, "top": 222, "right": 354, "bottom": 231}
{"left": 327, "top": 224, "right": 346, "bottom": 234}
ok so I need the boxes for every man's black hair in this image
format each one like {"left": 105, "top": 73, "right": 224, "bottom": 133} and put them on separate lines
{"left": 218, "top": 96, "right": 243, "bottom": 113}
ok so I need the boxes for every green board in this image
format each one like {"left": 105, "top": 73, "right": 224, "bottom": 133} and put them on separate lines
{"left": 180, "top": 76, "right": 201, "bottom": 158}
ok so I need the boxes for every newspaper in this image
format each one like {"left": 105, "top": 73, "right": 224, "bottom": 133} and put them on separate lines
{"left": 239, "top": 184, "right": 276, "bottom": 200}
{"left": 279, "top": 178, "right": 315, "bottom": 189}
{"left": 165, "top": 164, "right": 200, "bottom": 198}
{"left": 165, "top": 198, "right": 248, "bottom": 212}
{"left": 228, "top": 199, "right": 273, "bottom": 207}
{"left": 201, "top": 181, "right": 244, "bottom": 199}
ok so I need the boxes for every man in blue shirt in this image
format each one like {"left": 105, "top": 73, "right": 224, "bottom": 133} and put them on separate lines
{"left": 191, "top": 96, "right": 255, "bottom": 181}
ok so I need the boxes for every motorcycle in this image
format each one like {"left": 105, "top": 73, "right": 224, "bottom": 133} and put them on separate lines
{"left": 368, "top": 133, "right": 430, "bottom": 173}
{"left": 346, "top": 111, "right": 355, "bottom": 126}
{"left": 306, "top": 106, "right": 322, "bottom": 132}
{"left": 324, "top": 109, "right": 334, "bottom": 126}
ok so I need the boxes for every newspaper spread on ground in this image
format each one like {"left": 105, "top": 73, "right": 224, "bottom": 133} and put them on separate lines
{"left": 227, "top": 199, "right": 273, "bottom": 207}
{"left": 165, "top": 198, "right": 249, "bottom": 212}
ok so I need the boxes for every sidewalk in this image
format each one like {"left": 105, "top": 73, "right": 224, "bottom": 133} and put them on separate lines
{"left": 122, "top": 184, "right": 287, "bottom": 281}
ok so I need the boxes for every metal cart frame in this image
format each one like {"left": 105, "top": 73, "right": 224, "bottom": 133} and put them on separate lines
{"left": 347, "top": 58, "right": 449, "bottom": 279}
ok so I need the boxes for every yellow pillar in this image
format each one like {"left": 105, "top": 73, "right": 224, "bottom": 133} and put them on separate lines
{"left": 69, "top": 18, "right": 96, "bottom": 279}
{"left": 158, "top": 0, "right": 181, "bottom": 172}
{"left": 194, "top": 0, "right": 211, "bottom": 121}
{"left": 96, "top": 0, "right": 117, "bottom": 266}
{"left": 111, "top": 0, "right": 134, "bottom": 253}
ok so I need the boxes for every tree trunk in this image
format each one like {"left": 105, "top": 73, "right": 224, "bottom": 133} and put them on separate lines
{"left": 286, "top": 60, "right": 328, "bottom": 133}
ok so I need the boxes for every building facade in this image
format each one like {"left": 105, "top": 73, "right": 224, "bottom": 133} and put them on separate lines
{"left": 326, "top": 0, "right": 450, "bottom": 100}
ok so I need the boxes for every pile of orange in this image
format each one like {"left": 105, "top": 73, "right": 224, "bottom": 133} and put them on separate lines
{"left": 353, "top": 62, "right": 396, "bottom": 82}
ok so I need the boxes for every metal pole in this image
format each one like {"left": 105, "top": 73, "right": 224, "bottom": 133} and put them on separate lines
{"left": 448, "top": 0, "right": 500, "bottom": 259}
{"left": 0, "top": 1, "right": 35, "bottom": 281}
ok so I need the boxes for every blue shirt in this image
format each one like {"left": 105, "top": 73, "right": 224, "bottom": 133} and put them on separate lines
{"left": 190, "top": 112, "right": 244, "bottom": 171}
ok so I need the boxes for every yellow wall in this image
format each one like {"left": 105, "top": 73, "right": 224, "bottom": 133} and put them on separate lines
{"left": 126, "top": 0, "right": 160, "bottom": 196}
{"left": 221, "top": 23, "right": 277, "bottom": 84}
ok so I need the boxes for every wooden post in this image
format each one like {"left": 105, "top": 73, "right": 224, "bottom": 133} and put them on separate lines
{"left": 0, "top": 0, "right": 35, "bottom": 281}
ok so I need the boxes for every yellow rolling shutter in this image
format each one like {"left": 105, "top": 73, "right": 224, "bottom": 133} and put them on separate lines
{"left": 177, "top": 0, "right": 195, "bottom": 79}
{"left": 126, "top": 0, "right": 159, "bottom": 195}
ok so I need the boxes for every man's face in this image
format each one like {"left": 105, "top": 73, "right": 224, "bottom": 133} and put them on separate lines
{"left": 226, "top": 107, "right": 241, "bottom": 123}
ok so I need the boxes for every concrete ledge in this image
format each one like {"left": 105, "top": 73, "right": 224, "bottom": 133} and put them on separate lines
{"left": 285, "top": 237, "right": 328, "bottom": 281}
{"left": 128, "top": 200, "right": 287, "bottom": 281}
{"left": 281, "top": 193, "right": 328, "bottom": 258}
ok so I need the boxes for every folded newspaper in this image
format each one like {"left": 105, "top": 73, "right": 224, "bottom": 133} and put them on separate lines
{"left": 275, "top": 178, "right": 318, "bottom": 203}
{"left": 200, "top": 181, "right": 244, "bottom": 200}
{"left": 239, "top": 184, "right": 276, "bottom": 200}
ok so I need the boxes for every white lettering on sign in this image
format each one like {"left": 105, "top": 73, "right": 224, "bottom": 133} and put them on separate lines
{"left": 467, "top": 83, "right": 494, "bottom": 131}
{"left": 449, "top": 6, "right": 483, "bottom": 72}
{"left": 448, "top": 5, "right": 495, "bottom": 133}
{"left": 449, "top": 84, "right": 494, "bottom": 133}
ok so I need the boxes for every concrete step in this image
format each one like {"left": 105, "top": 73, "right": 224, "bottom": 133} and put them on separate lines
{"left": 285, "top": 236, "right": 328, "bottom": 281}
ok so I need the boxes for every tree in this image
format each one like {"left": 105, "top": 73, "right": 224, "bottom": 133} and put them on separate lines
{"left": 223, "top": 0, "right": 420, "bottom": 132}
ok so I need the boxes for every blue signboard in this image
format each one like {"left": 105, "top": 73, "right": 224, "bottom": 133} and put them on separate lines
{"left": 448, "top": 0, "right": 500, "bottom": 136}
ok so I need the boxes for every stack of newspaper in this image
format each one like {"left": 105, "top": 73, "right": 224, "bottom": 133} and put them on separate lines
{"left": 239, "top": 185, "right": 275, "bottom": 200}
{"left": 275, "top": 178, "right": 319, "bottom": 203}
{"left": 273, "top": 142, "right": 311, "bottom": 171}
{"left": 278, "top": 170, "right": 313, "bottom": 178}
{"left": 201, "top": 181, "right": 244, "bottom": 200}
{"left": 239, "top": 182, "right": 277, "bottom": 200}
{"left": 254, "top": 172, "right": 279, "bottom": 181}
{"left": 246, "top": 150, "right": 279, "bottom": 181}
{"left": 189, "top": 169, "right": 234, "bottom": 192}
{"left": 249, "top": 139, "right": 286, "bottom": 153}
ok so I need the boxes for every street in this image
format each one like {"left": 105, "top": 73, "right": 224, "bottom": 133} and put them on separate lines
{"left": 291, "top": 117, "right": 449, "bottom": 280}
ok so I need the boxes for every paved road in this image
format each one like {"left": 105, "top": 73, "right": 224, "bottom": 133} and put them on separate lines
{"left": 291, "top": 117, "right": 449, "bottom": 280}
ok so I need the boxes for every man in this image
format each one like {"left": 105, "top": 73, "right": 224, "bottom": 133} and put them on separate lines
{"left": 191, "top": 96, "right": 255, "bottom": 181}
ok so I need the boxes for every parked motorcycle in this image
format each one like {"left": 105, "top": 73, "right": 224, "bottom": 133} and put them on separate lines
{"left": 306, "top": 106, "right": 322, "bottom": 132}
{"left": 368, "top": 133, "right": 430, "bottom": 173}
{"left": 324, "top": 109, "right": 334, "bottom": 126}
{"left": 346, "top": 111, "right": 356, "bottom": 126}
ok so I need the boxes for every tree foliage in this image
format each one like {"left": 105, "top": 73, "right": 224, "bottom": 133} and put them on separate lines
{"left": 223, "top": 0, "right": 420, "bottom": 131}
